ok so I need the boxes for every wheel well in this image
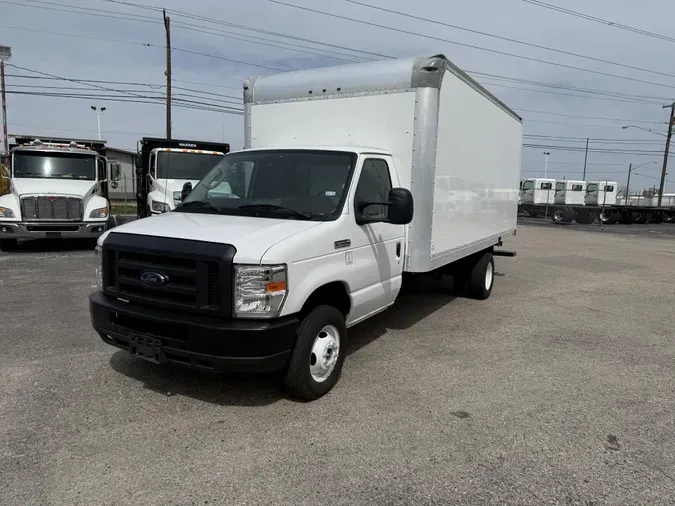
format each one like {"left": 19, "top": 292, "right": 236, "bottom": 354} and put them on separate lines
{"left": 300, "top": 282, "right": 351, "bottom": 319}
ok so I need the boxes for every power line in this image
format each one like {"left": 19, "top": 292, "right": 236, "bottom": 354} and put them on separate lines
{"left": 102, "top": 0, "right": 390, "bottom": 60}
{"left": 267, "top": 0, "right": 675, "bottom": 92}
{"left": 522, "top": 0, "right": 675, "bottom": 44}
{"left": 515, "top": 109, "right": 665, "bottom": 125}
{"left": 343, "top": 0, "right": 675, "bottom": 80}
{"left": 473, "top": 72, "right": 672, "bottom": 103}
{"left": 523, "top": 143, "right": 670, "bottom": 157}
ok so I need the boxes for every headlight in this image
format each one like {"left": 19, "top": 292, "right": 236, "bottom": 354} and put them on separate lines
{"left": 0, "top": 206, "right": 15, "bottom": 218}
{"left": 95, "top": 244, "right": 103, "bottom": 291}
{"left": 89, "top": 207, "right": 109, "bottom": 219}
{"left": 151, "top": 201, "right": 170, "bottom": 213}
{"left": 234, "top": 264, "right": 287, "bottom": 318}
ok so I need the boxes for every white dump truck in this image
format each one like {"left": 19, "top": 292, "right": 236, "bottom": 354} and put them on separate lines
{"left": 89, "top": 54, "right": 523, "bottom": 400}
{"left": 0, "top": 136, "right": 118, "bottom": 251}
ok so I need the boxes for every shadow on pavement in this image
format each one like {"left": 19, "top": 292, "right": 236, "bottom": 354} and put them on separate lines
{"left": 108, "top": 277, "right": 458, "bottom": 407}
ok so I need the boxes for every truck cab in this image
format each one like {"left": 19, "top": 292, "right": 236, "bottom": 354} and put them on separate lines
{"left": 0, "top": 136, "right": 116, "bottom": 251}
{"left": 136, "top": 138, "right": 230, "bottom": 217}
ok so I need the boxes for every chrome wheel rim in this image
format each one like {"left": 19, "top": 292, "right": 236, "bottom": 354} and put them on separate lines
{"left": 310, "top": 325, "right": 340, "bottom": 383}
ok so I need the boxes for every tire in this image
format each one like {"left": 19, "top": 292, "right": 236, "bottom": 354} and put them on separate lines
{"left": 598, "top": 211, "right": 616, "bottom": 225}
{"left": 665, "top": 211, "right": 675, "bottom": 223}
{"left": 649, "top": 212, "right": 663, "bottom": 224}
{"left": 461, "top": 252, "right": 495, "bottom": 300}
{"left": 574, "top": 210, "right": 595, "bottom": 224}
{"left": 285, "top": 305, "right": 347, "bottom": 401}
{"left": 0, "top": 238, "right": 17, "bottom": 252}
{"left": 617, "top": 212, "right": 632, "bottom": 225}
{"left": 632, "top": 212, "right": 647, "bottom": 224}
{"left": 552, "top": 208, "right": 573, "bottom": 224}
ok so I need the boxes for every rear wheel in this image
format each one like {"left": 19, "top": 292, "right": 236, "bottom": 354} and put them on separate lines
{"left": 598, "top": 211, "right": 616, "bottom": 225}
{"left": 552, "top": 207, "right": 574, "bottom": 224}
{"left": 285, "top": 305, "right": 347, "bottom": 401}
{"left": 664, "top": 211, "right": 675, "bottom": 223}
{"left": 456, "top": 252, "right": 495, "bottom": 300}
{"left": 632, "top": 211, "right": 647, "bottom": 224}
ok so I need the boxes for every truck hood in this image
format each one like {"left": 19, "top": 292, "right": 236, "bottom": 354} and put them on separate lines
{"left": 11, "top": 178, "right": 96, "bottom": 197}
{"left": 102, "top": 211, "right": 323, "bottom": 264}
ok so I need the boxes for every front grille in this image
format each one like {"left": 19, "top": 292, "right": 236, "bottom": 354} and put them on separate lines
{"left": 21, "top": 196, "right": 82, "bottom": 221}
{"left": 102, "top": 233, "right": 235, "bottom": 318}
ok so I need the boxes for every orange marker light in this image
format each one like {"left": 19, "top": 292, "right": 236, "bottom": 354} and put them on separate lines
{"left": 266, "top": 281, "right": 287, "bottom": 293}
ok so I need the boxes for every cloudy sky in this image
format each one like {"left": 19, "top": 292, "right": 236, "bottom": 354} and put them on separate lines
{"left": 2, "top": 0, "right": 675, "bottom": 193}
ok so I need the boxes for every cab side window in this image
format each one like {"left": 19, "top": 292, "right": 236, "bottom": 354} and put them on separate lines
{"left": 354, "top": 158, "right": 392, "bottom": 220}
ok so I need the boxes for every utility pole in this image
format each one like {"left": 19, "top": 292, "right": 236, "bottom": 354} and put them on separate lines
{"left": 163, "top": 10, "right": 172, "bottom": 140}
{"left": 625, "top": 163, "right": 632, "bottom": 204}
{"left": 543, "top": 151, "right": 550, "bottom": 178}
{"left": 0, "top": 45, "right": 11, "bottom": 157}
{"left": 582, "top": 137, "right": 589, "bottom": 180}
{"left": 657, "top": 103, "right": 674, "bottom": 207}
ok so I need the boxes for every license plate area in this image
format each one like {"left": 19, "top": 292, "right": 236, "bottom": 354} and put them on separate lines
{"left": 128, "top": 334, "right": 165, "bottom": 364}
{"left": 46, "top": 232, "right": 62, "bottom": 238}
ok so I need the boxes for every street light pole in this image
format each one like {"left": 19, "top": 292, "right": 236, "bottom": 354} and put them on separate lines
{"left": 90, "top": 105, "right": 106, "bottom": 140}
{"left": 0, "top": 45, "right": 11, "bottom": 156}
{"left": 543, "top": 151, "right": 550, "bottom": 178}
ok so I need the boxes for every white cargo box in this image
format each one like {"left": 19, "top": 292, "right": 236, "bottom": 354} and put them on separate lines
{"left": 244, "top": 54, "right": 523, "bottom": 273}
{"left": 554, "top": 180, "right": 586, "bottom": 206}
{"left": 521, "top": 178, "right": 555, "bottom": 205}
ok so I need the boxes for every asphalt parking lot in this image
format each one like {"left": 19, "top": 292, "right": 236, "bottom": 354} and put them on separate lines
{"left": 2, "top": 224, "right": 675, "bottom": 505}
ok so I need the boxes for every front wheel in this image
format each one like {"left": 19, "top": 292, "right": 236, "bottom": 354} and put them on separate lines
{"left": 285, "top": 305, "right": 347, "bottom": 401}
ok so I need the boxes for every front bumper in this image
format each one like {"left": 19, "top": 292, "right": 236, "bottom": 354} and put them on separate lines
{"left": 89, "top": 291, "right": 298, "bottom": 373}
{"left": 0, "top": 221, "right": 108, "bottom": 240}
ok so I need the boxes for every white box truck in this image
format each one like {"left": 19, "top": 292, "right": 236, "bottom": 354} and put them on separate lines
{"left": 89, "top": 54, "right": 523, "bottom": 400}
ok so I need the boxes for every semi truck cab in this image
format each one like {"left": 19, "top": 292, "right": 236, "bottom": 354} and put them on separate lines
{"left": 145, "top": 147, "right": 226, "bottom": 215}
{"left": 135, "top": 138, "right": 230, "bottom": 218}
{"left": 0, "top": 137, "right": 115, "bottom": 251}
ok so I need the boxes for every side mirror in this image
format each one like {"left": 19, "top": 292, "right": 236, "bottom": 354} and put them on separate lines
{"left": 135, "top": 157, "right": 142, "bottom": 169}
{"left": 110, "top": 162, "right": 120, "bottom": 182}
{"left": 356, "top": 187, "right": 414, "bottom": 225}
{"left": 181, "top": 181, "right": 193, "bottom": 201}
{"left": 386, "top": 187, "right": 414, "bottom": 225}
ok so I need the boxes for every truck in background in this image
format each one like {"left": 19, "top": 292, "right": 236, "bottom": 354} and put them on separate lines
{"left": 518, "top": 177, "right": 674, "bottom": 224}
{"left": 135, "top": 137, "right": 230, "bottom": 218}
{"left": 0, "top": 135, "right": 119, "bottom": 251}
{"left": 89, "top": 54, "right": 522, "bottom": 400}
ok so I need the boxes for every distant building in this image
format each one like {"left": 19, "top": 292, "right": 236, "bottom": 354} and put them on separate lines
{"left": 105, "top": 147, "right": 136, "bottom": 201}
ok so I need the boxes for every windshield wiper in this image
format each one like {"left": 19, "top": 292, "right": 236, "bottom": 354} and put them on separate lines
{"left": 237, "top": 203, "right": 312, "bottom": 220}
{"left": 177, "top": 200, "right": 225, "bottom": 213}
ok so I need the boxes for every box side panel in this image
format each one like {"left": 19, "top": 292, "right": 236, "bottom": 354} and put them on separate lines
{"left": 429, "top": 72, "right": 522, "bottom": 269}
{"left": 248, "top": 92, "right": 416, "bottom": 187}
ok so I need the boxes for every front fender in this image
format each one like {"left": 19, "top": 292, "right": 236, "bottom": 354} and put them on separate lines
{"left": 84, "top": 195, "right": 109, "bottom": 221}
{"left": 280, "top": 254, "right": 353, "bottom": 318}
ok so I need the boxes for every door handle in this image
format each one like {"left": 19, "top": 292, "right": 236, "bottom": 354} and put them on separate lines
{"left": 396, "top": 242, "right": 401, "bottom": 258}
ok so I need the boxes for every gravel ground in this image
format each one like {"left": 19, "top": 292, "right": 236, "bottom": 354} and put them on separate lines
{"left": 1, "top": 225, "right": 675, "bottom": 505}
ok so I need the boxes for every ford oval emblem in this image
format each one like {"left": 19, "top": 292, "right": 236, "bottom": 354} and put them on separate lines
{"left": 140, "top": 270, "right": 169, "bottom": 287}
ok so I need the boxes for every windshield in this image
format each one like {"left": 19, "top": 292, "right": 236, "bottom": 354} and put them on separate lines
{"left": 156, "top": 151, "right": 225, "bottom": 180}
{"left": 178, "top": 150, "right": 357, "bottom": 221}
{"left": 587, "top": 183, "right": 598, "bottom": 192}
{"left": 522, "top": 180, "right": 535, "bottom": 191}
{"left": 555, "top": 182, "right": 565, "bottom": 191}
{"left": 12, "top": 151, "right": 96, "bottom": 180}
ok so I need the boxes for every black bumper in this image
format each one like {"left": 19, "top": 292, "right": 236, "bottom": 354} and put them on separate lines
{"left": 89, "top": 291, "right": 298, "bottom": 373}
